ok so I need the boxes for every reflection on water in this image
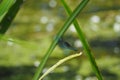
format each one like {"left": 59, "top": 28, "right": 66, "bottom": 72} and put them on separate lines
{"left": 115, "top": 15, "right": 120, "bottom": 23}
{"left": 49, "top": 0, "right": 57, "bottom": 8}
{"left": 40, "top": 16, "right": 48, "bottom": 24}
{"left": 34, "top": 60, "right": 40, "bottom": 67}
{"left": 74, "top": 39, "right": 82, "bottom": 48}
{"left": 114, "top": 47, "right": 120, "bottom": 54}
{"left": 113, "top": 23, "right": 120, "bottom": 33}
{"left": 46, "top": 22, "right": 54, "bottom": 32}
{"left": 90, "top": 15, "right": 100, "bottom": 23}
{"left": 69, "top": 24, "right": 76, "bottom": 33}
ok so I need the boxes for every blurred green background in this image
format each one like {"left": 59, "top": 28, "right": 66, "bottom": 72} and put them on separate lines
{"left": 0, "top": 0, "right": 120, "bottom": 80}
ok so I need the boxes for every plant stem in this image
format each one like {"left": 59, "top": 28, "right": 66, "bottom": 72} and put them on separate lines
{"left": 61, "top": 0, "right": 103, "bottom": 80}
{"left": 32, "top": 0, "right": 89, "bottom": 80}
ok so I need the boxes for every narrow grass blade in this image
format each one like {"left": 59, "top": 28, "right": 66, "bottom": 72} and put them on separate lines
{"left": 0, "top": 0, "right": 15, "bottom": 18}
{"left": 0, "top": 0, "right": 24, "bottom": 34}
{"left": 32, "top": 0, "right": 89, "bottom": 80}
{"left": 61, "top": 0, "right": 103, "bottom": 80}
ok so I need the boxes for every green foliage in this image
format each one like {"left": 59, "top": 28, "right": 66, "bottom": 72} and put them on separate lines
{"left": 32, "top": 0, "right": 90, "bottom": 80}
{"left": 0, "top": 0, "right": 23, "bottom": 34}
{"left": 61, "top": 0, "right": 103, "bottom": 80}
{"left": 1, "top": 0, "right": 119, "bottom": 80}
{"left": 0, "top": 0, "right": 14, "bottom": 20}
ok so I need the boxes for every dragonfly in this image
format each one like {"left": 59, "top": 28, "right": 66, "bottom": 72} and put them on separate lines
{"left": 58, "top": 38, "right": 78, "bottom": 55}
